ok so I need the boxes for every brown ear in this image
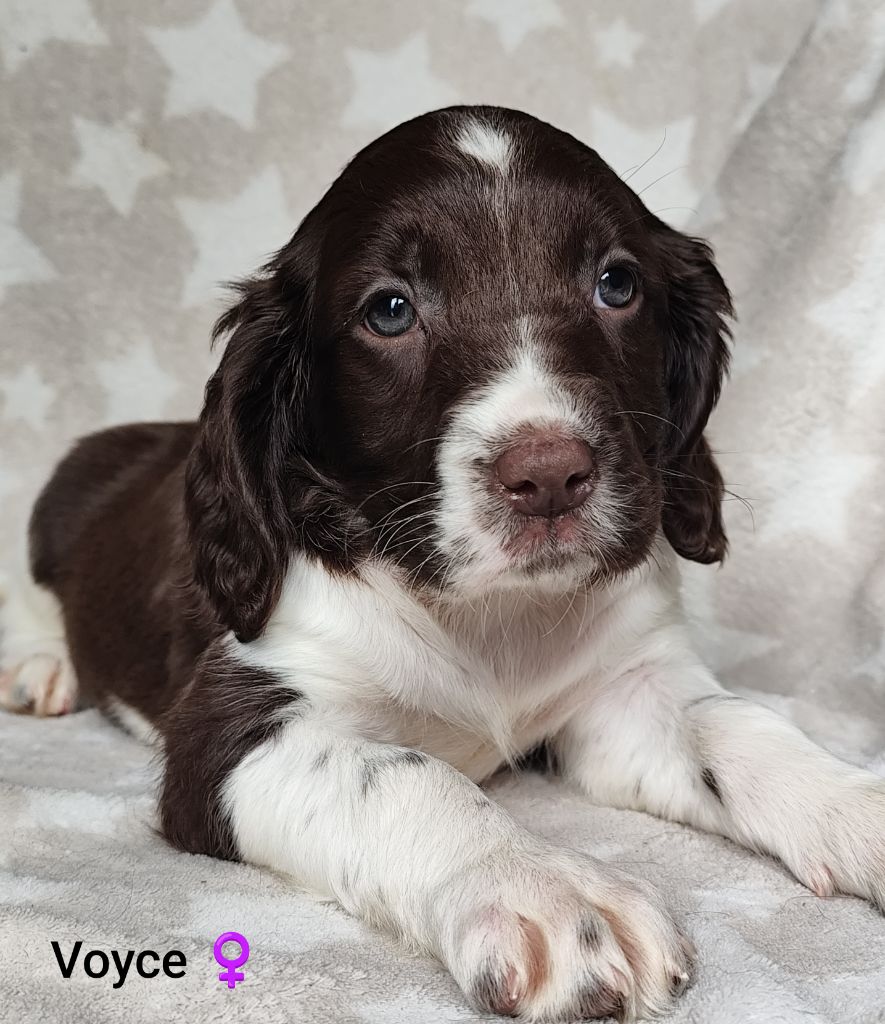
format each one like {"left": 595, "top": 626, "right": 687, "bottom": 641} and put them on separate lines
{"left": 185, "top": 247, "right": 315, "bottom": 642}
{"left": 654, "top": 223, "right": 733, "bottom": 564}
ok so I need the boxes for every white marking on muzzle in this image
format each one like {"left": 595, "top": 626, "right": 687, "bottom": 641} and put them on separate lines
{"left": 435, "top": 322, "right": 593, "bottom": 584}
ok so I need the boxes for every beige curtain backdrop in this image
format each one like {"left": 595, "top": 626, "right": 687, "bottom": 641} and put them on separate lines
{"left": 1, "top": 2, "right": 884, "bottom": 1022}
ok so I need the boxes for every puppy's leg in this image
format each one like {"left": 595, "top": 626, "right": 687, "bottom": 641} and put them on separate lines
{"left": 0, "top": 570, "right": 77, "bottom": 716}
{"left": 556, "top": 629, "right": 885, "bottom": 910}
{"left": 215, "top": 714, "right": 693, "bottom": 1020}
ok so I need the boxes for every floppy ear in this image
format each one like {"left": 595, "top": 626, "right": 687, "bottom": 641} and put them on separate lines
{"left": 654, "top": 224, "right": 733, "bottom": 564}
{"left": 185, "top": 244, "right": 315, "bottom": 643}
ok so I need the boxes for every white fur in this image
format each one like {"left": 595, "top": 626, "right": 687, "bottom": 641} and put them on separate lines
{"left": 557, "top": 663, "right": 885, "bottom": 907}
{"left": 220, "top": 534, "right": 885, "bottom": 1019}
{"left": 0, "top": 569, "right": 77, "bottom": 716}
{"left": 455, "top": 117, "right": 513, "bottom": 171}
{"left": 224, "top": 711, "right": 691, "bottom": 1019}
{"left": 234, "top": 548, "right": 666, "bottom": 771}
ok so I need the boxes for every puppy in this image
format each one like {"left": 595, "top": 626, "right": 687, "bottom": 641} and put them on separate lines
{"left": 2, "top": 106, "right": 883, "bottom": 1021}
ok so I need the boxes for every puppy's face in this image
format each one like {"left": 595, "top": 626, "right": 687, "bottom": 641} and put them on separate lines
{"left": 189, "top": 107, "right": 731, "bottom": 638}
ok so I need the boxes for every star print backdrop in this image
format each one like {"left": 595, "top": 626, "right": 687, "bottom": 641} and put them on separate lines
{"left": 2, "top": 0, "right": 884, "bottom": 736}
{"left": 2, "top": 1, "right": 885, "bottom": 1021}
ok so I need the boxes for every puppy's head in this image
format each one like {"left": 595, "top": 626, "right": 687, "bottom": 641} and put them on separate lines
{"left": 187, "top": 106, "right": 731, "bottom": 640}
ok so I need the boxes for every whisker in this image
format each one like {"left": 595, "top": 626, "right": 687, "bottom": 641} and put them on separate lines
{"left": 401, "top": 435, "right": 447, "bottom": 455}
{"left": 613, "top": 409, "right": 685, "bottom": 438}
{"left": 621, "top": 128, "right": 668, "bottom": 184}
{"left": 375, "top": 515, "right": 439, "bottom": 559}
{"left": 542, "top": 583, "right": 579, "bottom": 639}
{"left": 637, "top": 164, "right": 687, "bottom": 198}
{"left": 355, "top": 481, "right": 437, "bottom": 512}
{"left": 659, "top": 469, "right": 756, "bottom": 523}
{"left": 368, "top": 493, "right": 438, "bottom": 532}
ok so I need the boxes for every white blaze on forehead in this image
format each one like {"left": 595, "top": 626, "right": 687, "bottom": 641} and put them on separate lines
{"left": 455, "top": 117, "right": 513, "bottom": 172}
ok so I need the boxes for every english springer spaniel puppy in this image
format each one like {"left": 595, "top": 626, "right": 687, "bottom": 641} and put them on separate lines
{"left": 2, "top": 106, "right": 883, "bottom": 1021}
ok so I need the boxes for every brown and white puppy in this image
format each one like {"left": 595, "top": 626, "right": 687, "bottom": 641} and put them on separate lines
{"left": 2, "top": 106, "right": 883, "bottom": 1022}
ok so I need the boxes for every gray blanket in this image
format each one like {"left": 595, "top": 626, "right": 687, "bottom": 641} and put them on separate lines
{"left": 2, "top": 1, "right": 884, "bottom": 1021}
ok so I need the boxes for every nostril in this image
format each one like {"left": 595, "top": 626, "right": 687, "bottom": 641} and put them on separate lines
{"left": 503, "top": 479, "right": 536, "bottom": 496}
{"left": 566, "top": 469, "right": 591, "bottom": 489}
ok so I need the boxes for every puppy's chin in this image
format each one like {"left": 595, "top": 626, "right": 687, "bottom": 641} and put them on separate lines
{"left": 447, "top": 560, "right": 599, "bottom": 601}
{"left": 423, "top": 538, "right": 614, "bottom": 602}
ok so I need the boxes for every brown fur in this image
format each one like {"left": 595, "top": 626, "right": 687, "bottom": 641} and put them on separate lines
{"left": 24, "top": 105, "right": 732, "bottom": 860}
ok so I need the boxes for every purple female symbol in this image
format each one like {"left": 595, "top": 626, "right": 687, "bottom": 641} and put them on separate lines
{"left": 213, "top": 931, "right": 250, "bottom": 989}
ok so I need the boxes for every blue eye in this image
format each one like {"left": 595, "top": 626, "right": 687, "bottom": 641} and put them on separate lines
{"left": 364, "top": 294, "right": 417, "bottom": 337}
{"left": 594, "top": 267, "right": 637, "bottom": 309}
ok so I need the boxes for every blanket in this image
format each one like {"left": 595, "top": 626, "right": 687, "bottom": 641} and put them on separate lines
{"left": 2, "top": 0, "right": 884, "bottom": 1021}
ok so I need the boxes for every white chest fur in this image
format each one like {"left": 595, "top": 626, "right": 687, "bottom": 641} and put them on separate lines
{"left": 233, "top": 548, "right": 682, "bottom": 780}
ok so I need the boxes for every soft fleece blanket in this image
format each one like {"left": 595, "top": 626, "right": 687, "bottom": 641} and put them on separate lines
{"left": 1, "top": 1, "right": 884, "bottom": 1021}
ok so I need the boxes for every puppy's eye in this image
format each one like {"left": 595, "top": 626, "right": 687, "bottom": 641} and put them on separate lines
{"left": 364, "top": 294, "right": 417, "bottom": 337}
{"left": 594, "top": 267, "right": 637, "bottom": 309}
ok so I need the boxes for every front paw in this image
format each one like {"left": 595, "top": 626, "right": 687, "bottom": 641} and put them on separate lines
{"left": 434, "top": 846, "right": 693, "bottom": 1021}
{"left": 786, "top": 775, "right": 885, "bottom": 912}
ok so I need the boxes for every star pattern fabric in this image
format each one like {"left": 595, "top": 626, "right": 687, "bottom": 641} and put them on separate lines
{"left": 95, "top": 338, "right": 179, "bottom": 426}
{"left": 0, "top": 363, "right": 55, "bottom": 432}
{"left": 175, "top": 165, "right": 291, "bottom": 307}
{"left": 808, "top": 219, "right": 885, "bottom": 402}
{"left": 735, "top": 61, "right": 781, "bottom": 131}
{"left": 588, "top": 110, "right": 697, "bottom": 227}
{"left": 592, "top": 17, "right": 644, "bottom": 69}
{"left": 341, "top": 33, "right": 458, "bottom": 131}
{"left": 693, "top": 0, "right": 732, "bottom": 22}
{"left": 70, "top": 115, "right": 168, "bottom": 215}
{"left": 1, "top": 1, "right": 884, "bottom": 1022}
{"left": 0, "top": 172, "right": 55, "bottom": 302}
{"left": 844, "top": 105, "right": 885, "bottom": 195}
{"left": 466, "top": 0, "right": 563, "bottom": 53}
{"left": 754, "top": 432, "right": 877, "bottom": 546}
{"left": 0, "top": 0, "right": 107, "bottom": 73}
{"left": 145, "top": 0, "right": 288, "bottom": 129}
{"left": 0, "top": 461, "right": 21, "bottom": 504}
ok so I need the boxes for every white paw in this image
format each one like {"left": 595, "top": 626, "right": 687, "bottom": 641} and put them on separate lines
{"left": 0, "top": 652, "right": 78, "bottom": 716}
{"left": 436, "top": 845, "right": 693, "bottom": 1021}
{"left": 786, "top": 775, "right": 885, "bottom": 913}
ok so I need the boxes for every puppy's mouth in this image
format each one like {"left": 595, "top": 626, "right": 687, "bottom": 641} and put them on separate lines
{"left": 502, "top": 509, "right": 588, "bottom": 563}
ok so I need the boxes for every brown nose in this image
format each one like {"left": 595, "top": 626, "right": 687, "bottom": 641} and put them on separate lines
{"left": 494, "top": 434, "right": 595, "bottom": 517}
